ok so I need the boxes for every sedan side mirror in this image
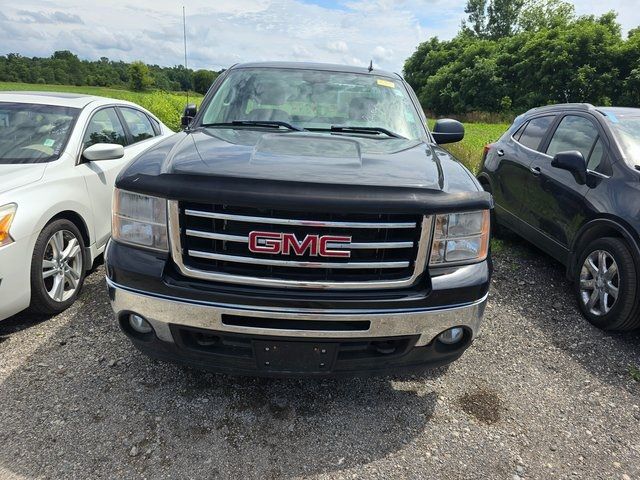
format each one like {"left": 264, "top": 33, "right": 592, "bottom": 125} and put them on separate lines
{"left": 432, "top": 119, "right": 465, "bottom": 144}
{"left": 83, "top": 143, "right": 125, "bottom": 161}
{"left": 551, "top": 150, "right": 587, "bottom": 184}
{"left": 181, "top": 103, "right": 197, "bottom": 129}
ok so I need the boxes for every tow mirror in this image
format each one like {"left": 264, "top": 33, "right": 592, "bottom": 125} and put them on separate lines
{"left": 432, "top": 119, "right": 465, "bottom": 144}
{"left": 82, "top": 143, "right": 125, "bottom": 161}
{"left": 181, "top": 103, "right": 197, "bottom": 129}
{"left": 551, "top": 151, "right": 587, "bottom": 184}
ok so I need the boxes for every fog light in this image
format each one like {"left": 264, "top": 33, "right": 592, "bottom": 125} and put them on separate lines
{"left": 438, "top": 327, "right": 464, "bottom": 345}
{"left": 129, "top": 314, "right": 153, "bottom": 334}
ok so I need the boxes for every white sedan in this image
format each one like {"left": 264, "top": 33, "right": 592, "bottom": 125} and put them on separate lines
{"left": 0, "top": 92, "right": 172, "bottom": 320}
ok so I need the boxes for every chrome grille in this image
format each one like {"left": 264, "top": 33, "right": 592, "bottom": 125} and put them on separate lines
{"left": 168, "top": 200, "right": 432, "bottom": 290}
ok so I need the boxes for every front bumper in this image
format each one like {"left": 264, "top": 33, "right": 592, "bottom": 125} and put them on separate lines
{"left": 0, "top": 238, "right": 33, "bottom": 321}
{"left": 108, "top": 278, "right": 487, "bottom": 376}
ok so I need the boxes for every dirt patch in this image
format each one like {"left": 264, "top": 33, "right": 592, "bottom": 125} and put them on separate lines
{"left": 458, "top": 388, "right": 503, "bottom": 424}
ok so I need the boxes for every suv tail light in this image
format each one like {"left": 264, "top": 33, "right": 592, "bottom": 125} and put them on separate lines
{"left": 483, "top": 143, "right": 493, "bottom": 160}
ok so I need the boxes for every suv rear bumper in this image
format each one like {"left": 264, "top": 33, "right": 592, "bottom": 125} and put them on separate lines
{"left": 107, "top": 278, "right": 487, "bottom": 376}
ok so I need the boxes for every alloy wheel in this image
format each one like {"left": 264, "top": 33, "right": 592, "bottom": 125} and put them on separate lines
{"left": 579, "top": 249, "right": 619, "bottom": 316}
{"left": 42, "top": 230, "right": 83, "bottom": 303}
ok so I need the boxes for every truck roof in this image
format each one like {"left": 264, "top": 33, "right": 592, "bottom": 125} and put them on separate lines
{"left": 230, "top": 61, "right": 400, "bottom": 79}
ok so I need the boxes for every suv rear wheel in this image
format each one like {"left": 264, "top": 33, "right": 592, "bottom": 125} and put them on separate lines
{"left": 575, "top": 237, "right": 640, "bottom": 331}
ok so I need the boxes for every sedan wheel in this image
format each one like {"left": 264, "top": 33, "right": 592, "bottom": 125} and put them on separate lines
{"left": 42, "top": 230, "right": 83, "bottom": 303}
{"left": 30, "top": 219, "right": 87, "bottom": 315}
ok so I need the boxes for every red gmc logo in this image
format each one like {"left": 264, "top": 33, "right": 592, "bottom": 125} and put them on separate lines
{"left": 248, "top": 231, "right": 352, "bottom": 258}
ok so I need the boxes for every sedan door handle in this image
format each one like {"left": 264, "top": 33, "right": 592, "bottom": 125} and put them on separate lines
{"left": 530, "top": 166, "right": 541, "bottom": 176}
{"left": 497, "top": 149, "right": 505, "bottom": 157}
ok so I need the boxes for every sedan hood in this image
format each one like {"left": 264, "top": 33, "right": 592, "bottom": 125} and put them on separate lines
{"left": 167, "top": 129, "right": 447, "bottom": 190}
{"left": 0, "top": 163, "right": 47, "bottom": 195}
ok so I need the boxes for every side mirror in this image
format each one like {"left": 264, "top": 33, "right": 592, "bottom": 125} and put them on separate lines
{"left": 432, "top": 119, "right": 465, "bottom": 144}
{"left": 181, "top": 103, "right": 197, "bottom": 128}
{"left": 83, "top": 143, "right": 125, "bottom": 161}
{"left": 551, "top": 150, "right": 587, "bottom": 184}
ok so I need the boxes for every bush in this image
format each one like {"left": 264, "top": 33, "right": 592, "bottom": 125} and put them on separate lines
{"left": 128, "top": 61, "right": 153, "bottom": 92}
{"left": 405, "top": 10, "right": 634, "bottom": 115}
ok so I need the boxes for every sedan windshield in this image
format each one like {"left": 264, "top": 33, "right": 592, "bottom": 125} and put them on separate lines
{"left": 200, "top": 68, "right": 424, "bottom": 140}
{"left": 0, "top": 103, "right": 79, "bottom": 164}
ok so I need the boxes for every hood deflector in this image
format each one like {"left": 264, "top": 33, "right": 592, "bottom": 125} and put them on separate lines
{"left": 117, "top": 173, "right": 492, "bottom": 215}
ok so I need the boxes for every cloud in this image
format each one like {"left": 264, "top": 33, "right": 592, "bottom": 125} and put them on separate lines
{"left": 572, "top": 0, "right": 640, "bottom": 36}
{"left": 16, "top": 10, "right": 83, "bottom": 24}
{"left": 0, "top": 0, "right": 436, "bottom": 71}
{"left": 0, "top": 0, "right": 638, "bottom": 73}
{"left": 326, "top": 40, "right": 349, "bottom": 53}
{"left": 372, "top": 45, "right": 394, "bottom": 63}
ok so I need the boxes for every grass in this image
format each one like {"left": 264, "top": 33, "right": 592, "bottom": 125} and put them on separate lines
{"left": 434, "top": 121, "right": 509, "bottom": 174}
{"left": 0, "top": 81, "right": 508, "bottom": 171}
{"left": 0, "top": 82, "right": 203, "bottom": 132}
{"left": 490, "top": 237, "right": 506, "bottom": 255}
{"left": 629, "top": 364, "right": 640, "bottom": 382}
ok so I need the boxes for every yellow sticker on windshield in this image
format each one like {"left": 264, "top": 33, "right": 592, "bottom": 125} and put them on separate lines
{"left": 376, "top": 79, "right": 395, "bottom": 88}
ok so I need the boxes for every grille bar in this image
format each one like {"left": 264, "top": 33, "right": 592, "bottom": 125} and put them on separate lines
{"left": 184, "top": 209, "right": 416, "bottom": 229}
{"left": 169, "top": 200, "right": 433, "bottom": 290}
{"left": 184, "top": 229, "right": 414, "bottom": 249}
{"left": 187, "top": 250, "right": 411, "bottom": 269}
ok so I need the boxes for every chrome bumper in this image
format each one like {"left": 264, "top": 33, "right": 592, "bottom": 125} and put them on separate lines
{"left": 107, "top": 279, "right": 487, "bottom": 347}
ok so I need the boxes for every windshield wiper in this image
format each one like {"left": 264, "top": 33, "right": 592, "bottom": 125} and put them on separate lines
{"left": 324, "top": 125, "right": 406, "bottom": 139}
{"left": 201, "top": 120, "right": 305, "bottom": 132}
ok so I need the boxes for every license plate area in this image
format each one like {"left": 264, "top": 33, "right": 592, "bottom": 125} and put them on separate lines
{"left": 253, "top": 340, "right": 338, "bottom": 373}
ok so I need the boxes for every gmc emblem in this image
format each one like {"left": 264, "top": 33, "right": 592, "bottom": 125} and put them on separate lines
{"left": 248, "top": 231, "right": 352, "bottom": 258}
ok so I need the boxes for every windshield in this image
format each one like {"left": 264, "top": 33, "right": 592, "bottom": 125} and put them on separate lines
{"left": 0, "top": 103, "right": 79, "bottom": 164}
{"left": 200, "top": 68, "right": 424, "bottom": 140}
{"left": 607, "top": 114, "right": 640, "bottom": 165}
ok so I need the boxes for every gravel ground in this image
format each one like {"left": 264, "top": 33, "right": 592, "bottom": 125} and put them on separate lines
{"left": 0, "top": 237, "right": 639, "bottom": 480}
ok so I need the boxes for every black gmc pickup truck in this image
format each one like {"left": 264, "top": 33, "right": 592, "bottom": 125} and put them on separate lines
{"left": 106, "top": 61, "right": 492, "bottom": 376}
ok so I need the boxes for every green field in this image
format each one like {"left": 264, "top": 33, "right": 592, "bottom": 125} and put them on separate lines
{"left": 0, "top": 82, "right": 507, "bottom": 172}
{"left": 0, "top": 82, "right": 203, "bottom": 132}
{"left": 430, "top": 121, "right": 509, "bottom": 174}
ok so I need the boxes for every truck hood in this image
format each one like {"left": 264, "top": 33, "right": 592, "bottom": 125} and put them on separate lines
{"left": 156, "top": 128, "right": 469, "bottom": 192}
{"left": 118, "top": 128, "right": 491, "bottom": 214}
{"left": 0, "top": 163, "right": 47, "bottom": 195}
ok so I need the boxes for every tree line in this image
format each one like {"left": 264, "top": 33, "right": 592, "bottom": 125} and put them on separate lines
{"left": 0, "top": 50, "right": 220, "bottom": 94}
{"left": 404, "top": 0, "right": 640, "bottom": 115}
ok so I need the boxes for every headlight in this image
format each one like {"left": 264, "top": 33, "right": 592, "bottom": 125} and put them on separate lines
{"left": 429, "top": 210, "right": 490, "bottom": 266}
{"left": 0, "top": 203, "right": 17, "bottom": 248}
{"left": 112, "top": 189, "right": 168, "bottom": 251}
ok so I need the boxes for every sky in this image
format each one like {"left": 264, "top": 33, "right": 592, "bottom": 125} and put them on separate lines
{"left": 0, "top": 0, "right": 639, "bottom": 73}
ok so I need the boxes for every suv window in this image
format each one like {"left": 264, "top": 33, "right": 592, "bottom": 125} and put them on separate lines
{"left": 512, "top": 121, "right": 527, "bottom": 141}
{"left": 588, "top": 137, "right": 606, "bottom": 172}
{"left": 84, "top": 108, "right": 127, "bottom": 148}
{"left": 547, "top": 115, "right": 606, "bottom": 172}
{"left": 120, "top": 108, "right": 155, "bottom": 144}
{"left": 516, "top": 115, "right": 555, "bottom": 151}
{"left": 547, "top": 115, "right": 598, "bottom": 158}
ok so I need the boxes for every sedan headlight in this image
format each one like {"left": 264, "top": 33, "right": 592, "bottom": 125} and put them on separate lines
{"left": 0, "top": 203, "right": 17, "bottom": 248}
{"left": 429, "top": 210, "right": 490, "bottom": 266}
{"left": 112, "top": 189, "right": 168, "bottom": 251}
